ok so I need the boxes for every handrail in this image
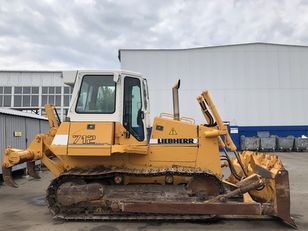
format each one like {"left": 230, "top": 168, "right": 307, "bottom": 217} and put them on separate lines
{"left": 159, "top": 113, "right": 195, "bottom": 124}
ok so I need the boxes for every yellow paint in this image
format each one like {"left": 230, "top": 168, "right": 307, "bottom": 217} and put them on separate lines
{"left": 112, "top": 144, "right": 148, "bottom": 155}
{"left": 151, "top": 117, "right": 197, "bottom": 139}
{"left": 2, "top": 96, "right": 224, "bottom": 183}
{"left": 228, "top": 150, "right": 285, "bottom": 204}
{"left": 201, "top": 91, "right": 236, "bottom": 151}
{"left": 2, "top": 90, "right": 286, "bottom": 203}
{"left": 196, "top": 125, "right": 222, "bottom": 176}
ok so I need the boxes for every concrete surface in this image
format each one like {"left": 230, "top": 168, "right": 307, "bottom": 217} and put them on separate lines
{"left": 0, "top": 152, "right": 307, "bottom": 231}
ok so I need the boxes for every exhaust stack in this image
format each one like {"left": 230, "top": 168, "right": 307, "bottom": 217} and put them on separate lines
{"left": 172, "top": 80, "right": 180, "bottom": 120}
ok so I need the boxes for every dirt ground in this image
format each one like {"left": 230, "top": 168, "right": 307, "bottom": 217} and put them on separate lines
{"left": 0, "top": 152, "right": 307, "bottom": 231}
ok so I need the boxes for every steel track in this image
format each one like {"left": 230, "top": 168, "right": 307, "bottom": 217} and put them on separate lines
{"left": 46, "top": 167, "right": 223, "bottom": 221}
{"left": 57, "top": 214, "right": 216, "bottom": 221}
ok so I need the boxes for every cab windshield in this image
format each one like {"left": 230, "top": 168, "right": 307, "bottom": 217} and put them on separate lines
{"left": 76, "top": 75, "right": 116, "bottom": 113}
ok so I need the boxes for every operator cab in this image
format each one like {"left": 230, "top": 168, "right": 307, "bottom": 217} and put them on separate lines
{"left": 64, "top": 70, "right": 150, "bottom": 142}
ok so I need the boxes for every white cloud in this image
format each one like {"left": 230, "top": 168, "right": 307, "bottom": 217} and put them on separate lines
{"left": 0, "top": 0, "right": 307, "bottom": 70}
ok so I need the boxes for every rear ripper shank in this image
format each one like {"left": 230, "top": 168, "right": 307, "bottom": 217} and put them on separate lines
{"left": 2, "top": 70, "right": 296, "bottom": 228}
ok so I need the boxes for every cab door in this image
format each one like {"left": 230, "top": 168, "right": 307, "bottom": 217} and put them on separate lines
{"left": 123, "top": 76, "right": 146, "bottom": 142}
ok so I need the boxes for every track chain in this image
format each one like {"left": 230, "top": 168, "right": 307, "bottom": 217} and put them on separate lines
{"left": 46, "top": 166, "right": 223, "bottom": 221}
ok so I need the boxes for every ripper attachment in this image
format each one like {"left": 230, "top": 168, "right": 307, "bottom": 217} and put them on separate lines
{"left": 2, "top": 104, "right": 60, "bottom": 187}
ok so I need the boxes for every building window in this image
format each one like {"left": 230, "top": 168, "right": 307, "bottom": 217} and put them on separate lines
{"left": 49, "top": 87, "right": 54, "bottom": 94}
{"left": 48, "top": 95, "right": 54, "bottom": 104}
{"left": 32, "top": 95, "right": 39, "bottom": 106}
{"left": 15, "top": 87, "right": 22, "bottom": 94}
{"left": 42, "top": 87, "right": 48, "bottom": 94}
{"left": 14, "top": 86, "right": 39, "bottom": 108}
{"left": 32, "top": 87, "right": 39, "bottom": 94}
{"left": 1, "top": 84, "right": 73, "bottom": 119}
{"left": 56, "top": 95, "right": 61, "bottom": 106}
{"left": 4, "top": 87, "right": 12, "bottom": 94}
{"left": 23, "top": 95, "right": 30, "bottom": 107}
{"left": 0, "top": 86, "right": 12, "bottom": 107}
{"left": 41, "top": 86, "right": 62, "bottom": 107}
{"left": 14, "top": 95, "right": 22, "bottom": 107}
{"left": 42, "top": 95, "right": 47, "bottom": 106}
{"left": 64, "top": 87, "right": 70, "bottom": 94}
{"left": 4, "top": 95, "right": 11, "bottom": 107}
{"left": 56, "top": 87, "right": 61, "bottom": 94}
{"left": 40, "top": 86, "right": 71, "bottom": 108}
{"left": 63, "top": 86, "right": 72, "bottom": 107}
{"left": 23, "top": 87, "right": 30, "bottom": 94}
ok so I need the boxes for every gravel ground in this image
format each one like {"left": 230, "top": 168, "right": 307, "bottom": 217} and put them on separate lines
{"left": 0, "top": 152, "right": 307, "bottom": 231}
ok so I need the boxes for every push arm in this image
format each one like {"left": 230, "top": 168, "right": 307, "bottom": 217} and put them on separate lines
{"left": 197, "top": 90, "right": 236, "bottom": 151}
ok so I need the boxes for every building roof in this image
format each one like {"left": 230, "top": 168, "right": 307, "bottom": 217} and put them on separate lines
{"left": 0, "top": 108, "right": 48, "bottom": 120}
{"left": 118, "top": 42, "right": 308, "bottom": 61}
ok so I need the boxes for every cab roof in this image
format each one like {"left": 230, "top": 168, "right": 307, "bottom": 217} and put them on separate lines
{"left": 62, "top": 69, "right": 143, "bottom": 85}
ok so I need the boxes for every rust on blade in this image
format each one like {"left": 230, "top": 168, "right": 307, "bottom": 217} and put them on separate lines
{"left": 275, "top": 169, "right": 297, "bottom": 229}
{"left": 121, "top": 201, "right": 273, "bottom": 216}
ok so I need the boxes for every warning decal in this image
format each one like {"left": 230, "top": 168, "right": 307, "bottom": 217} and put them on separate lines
{"left": 169, "top": 128, "right": 177, "bottom": 135}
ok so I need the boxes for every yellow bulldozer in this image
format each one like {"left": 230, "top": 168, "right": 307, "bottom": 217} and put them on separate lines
{"left": 2, "top": 70, "right": 296, "bottom": 228}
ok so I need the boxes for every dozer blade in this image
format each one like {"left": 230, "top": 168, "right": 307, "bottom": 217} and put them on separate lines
{"left": 27, "top": 161, "right": 40, "bottom": 179}
{"left": 274, "top": 169, "right": 297, "bottom": 228}
{"left": 2, "top": 166, "right": 18, "bottom": 188}
{"left": 230, "top": 151, "right": 296, "bottom": 228}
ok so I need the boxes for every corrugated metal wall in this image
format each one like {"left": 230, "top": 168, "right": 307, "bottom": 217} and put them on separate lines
{"left": 5, "top": 116, "right": 27, "bottom": 172}
{"left": 0, "top": 71, "right": 62, "bottom": 87}
{"left": 0, "top": 115, "right": 5, "bottom": 162}
{"left": 5, "top": 116, "right": 27, "bottom": 149}
{"left": 120, "top": 43, "right": 308, "bottom": 126}
{"left": 0, "top": 114, "right": 49, "bottom": 174}
{"left": 26, "top": 118, "right": 40, "bottom": 145}
{"left": 40, "top": 120, "right": 50, "bottom": 134}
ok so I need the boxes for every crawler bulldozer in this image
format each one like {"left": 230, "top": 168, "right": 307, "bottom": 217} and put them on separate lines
{"left": 2, "top": 70, "right": 296, "bottom": 228}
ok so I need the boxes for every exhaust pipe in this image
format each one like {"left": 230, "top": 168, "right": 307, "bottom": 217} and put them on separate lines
{"left": 172, "top": 80, "right": 180, "bottom": 120}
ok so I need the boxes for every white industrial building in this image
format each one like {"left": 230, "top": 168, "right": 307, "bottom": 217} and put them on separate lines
{"left": 0, "top": 43, "right": 307, "bottom": 149}
{"left": 119, "top": 43, "right": 308, "bottom": 127}
{"left": 0, "top": 70, "right": 73, "bottom": 119}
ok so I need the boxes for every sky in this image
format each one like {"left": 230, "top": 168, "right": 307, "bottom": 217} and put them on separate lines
{"left": 0, "top": 0, "right": 307, "bottom": 70}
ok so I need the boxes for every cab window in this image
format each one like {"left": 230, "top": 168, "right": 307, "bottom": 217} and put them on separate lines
{"left": 123, "top": 77, "right": 144, "bottom": 141}
{"left": 76, "top": 75, "right": 116, "bottom": 113}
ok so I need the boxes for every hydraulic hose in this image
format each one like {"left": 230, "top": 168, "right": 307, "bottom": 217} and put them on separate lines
{"left": 222, "top": 148, "right": 242, "bottom": 180}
